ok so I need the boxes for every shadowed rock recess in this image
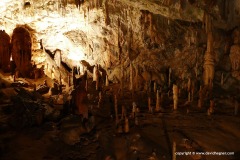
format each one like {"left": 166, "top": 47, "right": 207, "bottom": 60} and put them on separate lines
{"left": 0, "top": 0, "right": 240, "bottom": 160}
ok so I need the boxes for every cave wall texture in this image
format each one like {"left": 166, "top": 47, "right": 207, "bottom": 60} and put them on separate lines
{"left": 0, "top": 30, "right": 11, "bottom": 72}
{"left": 0, "top": 0, "right": 240, "bottom": 90}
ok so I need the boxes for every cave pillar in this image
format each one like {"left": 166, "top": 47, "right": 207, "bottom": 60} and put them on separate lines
{"left": 203, "top": 32, "right": 215, "bottom": 88}
{"left": 0, "top": 30, "right": 11, "bottom": 72}
{"left": 129, "top": 62, "right": 133, "bottom": 91}
{"left": 54, "top": 49, "right": 61, "bottom": 68}
{"left": 11, "top": 27, "right": 32, "bottom": 77}
{"left": 198, "top": 86, "right": 203, "bottom": 108}
{"left": 229, "top": 28, "right": 240, "bottom": 80}
{"left": 173, "top": 84, "right": 178, "bottom": 110}
{"left": 155, "top": 90, "right": 161, "bottom": 112}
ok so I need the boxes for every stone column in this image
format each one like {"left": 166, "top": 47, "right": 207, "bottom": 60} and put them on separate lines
{"left": 203, "top": 31, "right": 215, "bottom": 88}
{"left": 124, "top": 118, "right": 129, "bottom": 133}
{"left": 173, "top": 84, "right": 178, "bottom": 110}
{"left": 93, "top": 65, "right": 97, "bottom": 82}
{"left": 198, "top": 86, "right": 203, "bottom": 108}
{"left": 156, "top": 90, "right": 161, "bottom": 112}
{"left": 172, "top": 141, "right": 176, "bottom": 160}
{"left": 129, "top": 62, "right": 133, "bottom": 90}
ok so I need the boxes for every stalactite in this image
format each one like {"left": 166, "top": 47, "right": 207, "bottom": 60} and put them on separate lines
{"left": 203, "top": 12, "right": 212, "bottom": 33}
{"left": 104, "top": 0, "right": 110, "bottom": 25}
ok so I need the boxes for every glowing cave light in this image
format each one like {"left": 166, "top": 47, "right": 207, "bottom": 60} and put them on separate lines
{"left": 68, "top": 47, "right": 85, "bottom": 61}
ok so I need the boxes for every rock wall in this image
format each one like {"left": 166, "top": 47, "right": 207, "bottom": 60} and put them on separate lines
{"left": 0, "top": 30, "right": 11, "bottom": 72}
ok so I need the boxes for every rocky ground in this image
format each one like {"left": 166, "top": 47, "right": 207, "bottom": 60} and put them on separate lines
{"left": 0, "top": 70, "right": 240, "bottom": 160}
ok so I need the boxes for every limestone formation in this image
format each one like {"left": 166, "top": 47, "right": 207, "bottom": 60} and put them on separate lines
{"left": 54, "top": 49, "right": 62, "bottom": 68}
{"left": 124, "top": 118, "right": 129, "bottom": 133}
{"left": 12, "top": 27, "right": 32, "bottom": 77}
{"left": 105, "top": 75, "right": 109, "bottom": 86}
{"left": 173, "top": 84, "right": 178, "bottom": 110}
{"left": 203, "top": 32, "right": 215, "bottom": 87}
{"left": 93, "top": 65, "right": 97, "bottom": 82}
{"left": 155, "top": 90, "right": 161, "bottom": 112}
{"left": 74, "top": 82, "right": 88, "bottom": 119}
{"left": 198, "top": 86, "right": 203, "bottom": 108}
{"left": 229, "top": 28, "right": 240, "bottom": 80}
{"left": 0, "top": 30, "right": 11, "bottom": 72}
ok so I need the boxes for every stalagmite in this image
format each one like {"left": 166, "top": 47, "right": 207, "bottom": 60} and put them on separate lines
{"left": 169, "top": 67, "right": 172, "bottom": 87}
{"left": 124, "top": 118, "right": 129, "bottom": 133}
{"left": 203, "top": 13, "right": 215, "bottom": 87}
{"left": 173, "top": 84, "right": 178, "bottom": 110}
{"left": 229, "top": 28, "right": 240, "bottom": 79}
{"left": 198, "top": 86, "right": 203, "bottom": 108}
{"left": 172, "top": 141, "right": 176, "bottom": 160}
{"left": 114, "top": 95, "right": 118, "bottom": 124}
{"left": 156, "top": 90, "right": 161, "bottom": 112}
{"left": 120, "top": 62, "right": 124, "bottom": 95}
{"left": 209, "top": 99, "right": 214, "bottom": 114}
{"left": 129, "top": 62, "right": 133, "bottom": 90}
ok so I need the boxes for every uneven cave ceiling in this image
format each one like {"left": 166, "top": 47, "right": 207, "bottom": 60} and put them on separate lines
{"left": 0, "top": 0, "right": 240, "bottom": 69}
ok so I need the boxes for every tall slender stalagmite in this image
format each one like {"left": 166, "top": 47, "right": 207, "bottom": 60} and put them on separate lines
{"left": 129, "top": 62, "right": 133, "bottom": 90}
{"left": 203, "top": 13, "right": 215, "bottom": 88}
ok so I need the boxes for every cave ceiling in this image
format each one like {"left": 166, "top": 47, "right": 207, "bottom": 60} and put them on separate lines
{"left": 0, "top": 0, "right": 239, "bottom": 69}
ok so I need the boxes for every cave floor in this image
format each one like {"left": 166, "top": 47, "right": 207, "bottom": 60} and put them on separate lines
{"left": 0, "top": 72, "right": 240, "bottom": 160}
{"left": 1, "top": 107, "right": 239, "bottom": 160}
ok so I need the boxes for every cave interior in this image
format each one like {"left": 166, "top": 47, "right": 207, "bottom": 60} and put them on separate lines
{"left": 0, "top": 0, "right": 240, "bottom": 160}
